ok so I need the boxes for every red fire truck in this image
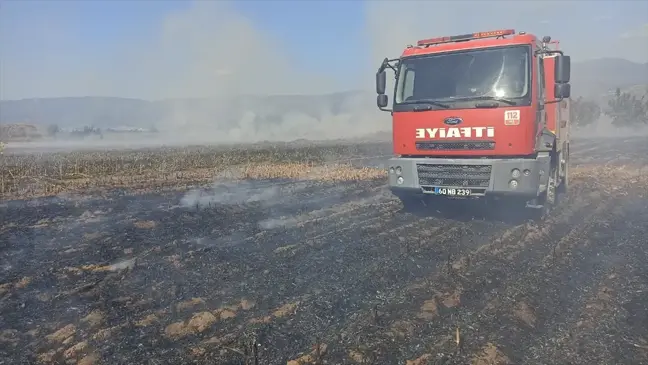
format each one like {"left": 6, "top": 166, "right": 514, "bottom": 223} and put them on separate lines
{"left": 375, "top": 29, "right": 571, "bottom": 215}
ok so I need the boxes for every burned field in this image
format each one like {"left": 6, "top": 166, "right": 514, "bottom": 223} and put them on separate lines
{"left": 1, "top": 137, "right": 648, "bottom": 365}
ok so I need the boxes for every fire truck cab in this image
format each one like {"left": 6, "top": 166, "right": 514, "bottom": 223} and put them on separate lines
{"left": 375, "top": 29, "right": 571, "bottom": 215}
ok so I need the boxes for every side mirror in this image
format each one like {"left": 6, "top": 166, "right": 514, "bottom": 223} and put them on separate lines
{"left": 554, "top": 54, "right": 571, "bottom": 84}
{"left": 554, "top": 83, "right": 571, "bottom": 99}
{"left": 377, "top": 94, "right": 389, "bottom": 108}
{"left": 376, "top": 70, "right": 386, "bottom": 95}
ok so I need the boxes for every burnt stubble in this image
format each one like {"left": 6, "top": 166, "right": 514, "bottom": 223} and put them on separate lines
{"left": 1, "top": 137, "right": 647, "bottom": 365}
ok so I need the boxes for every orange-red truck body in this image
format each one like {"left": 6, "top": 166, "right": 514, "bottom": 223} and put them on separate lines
{"left": 393, "top": 33, "right": 542, "bottom": 157}
{"left": 378, "top": 29, "right": 571, "bottom": 204}
{"left": 542, "top": 41, "right": 570, "bottom": 154}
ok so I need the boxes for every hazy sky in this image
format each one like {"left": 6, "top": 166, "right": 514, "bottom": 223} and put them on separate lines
{"left": 1, "top": 0, "right": 647, "bottom": 100}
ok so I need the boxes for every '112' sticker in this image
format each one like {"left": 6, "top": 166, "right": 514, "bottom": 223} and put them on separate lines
{"left": 504, "top": 110, "right": 520, "bottom": 125}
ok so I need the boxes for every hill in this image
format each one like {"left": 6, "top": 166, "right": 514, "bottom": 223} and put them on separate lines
{"left": 0, "top": 92, "right": 375, "bottom": 127}
{"left": 0, "top": 91, "right": 386, "bottom": 142}
{"left": 570, "top": 58, "right": 648, "bottom": 98}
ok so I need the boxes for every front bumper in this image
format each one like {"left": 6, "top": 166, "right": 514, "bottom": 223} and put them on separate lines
{"left": 387, "top": 156, "right": 549, "bottom": 198}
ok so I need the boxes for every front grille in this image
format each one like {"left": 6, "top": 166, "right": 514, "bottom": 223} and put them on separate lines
{"left": 417, "top": 164, "right": 492, "bottom": 188}
{"left": 415, "top": 141, "right": 495, "bottom": 151}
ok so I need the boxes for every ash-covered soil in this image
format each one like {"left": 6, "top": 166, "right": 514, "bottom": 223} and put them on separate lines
{"left": 1, "top": 137, "right": 647, "bottom": 365}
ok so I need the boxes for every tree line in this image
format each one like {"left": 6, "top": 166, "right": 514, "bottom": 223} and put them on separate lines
{"left": 570, "top": 87, "right": 648, "bottom": 128}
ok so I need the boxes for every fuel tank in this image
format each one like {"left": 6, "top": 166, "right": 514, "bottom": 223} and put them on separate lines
{"left": 392, "top": 107, "right": 537, "bottom": 156}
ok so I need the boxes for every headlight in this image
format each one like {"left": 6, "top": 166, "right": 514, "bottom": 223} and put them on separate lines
{"left": 511, "top": 168, "right": 521, "bottom": 178}
{"left": 395, "top": 166, "right": 402, "bottom": 175}
{"left": 397, "top": 176, "right": 404, "bottom": 185}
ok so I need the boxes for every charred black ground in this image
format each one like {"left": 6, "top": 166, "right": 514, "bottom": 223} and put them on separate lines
{"left": 1, "top": 136, "right": 647, "bottom": 365}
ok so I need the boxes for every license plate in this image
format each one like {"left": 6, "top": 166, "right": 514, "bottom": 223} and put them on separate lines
{"left": 432, "top": 187, "right": 472, "bottom": 196}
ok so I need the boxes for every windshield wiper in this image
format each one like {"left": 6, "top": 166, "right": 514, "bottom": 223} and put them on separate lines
{"left": 400, "top": 99, "right": 450, "bottom": 109}
{"left": 474, "top": 101, "right": 502, "bottom": 108}
{"left": 460, "top": 95, "right": 517, "bottom": 106}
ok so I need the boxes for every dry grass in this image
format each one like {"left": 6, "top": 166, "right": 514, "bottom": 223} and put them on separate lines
{"left": 572, "top": 164, "right": 648, "bottom": 196}
{"left": 0, "top": 142, "right": 388, "bottom": 199}
{"left": 236, "top": 162, "right": 385, "bottom": 181}
{"left": 4, "top": 139, "right": 645, "bottom": 200}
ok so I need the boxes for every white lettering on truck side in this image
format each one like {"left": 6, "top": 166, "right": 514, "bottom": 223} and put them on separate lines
{"left": 414, "top": 127, "right": 495, "bottom": 139}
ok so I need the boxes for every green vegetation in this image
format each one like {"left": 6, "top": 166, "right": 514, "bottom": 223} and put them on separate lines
{"left": 570, "top": 97, "right": 601, "bottom": 127}
{"left": 570, "top": 86, "right": 648, "bottom": 129}
{"left": 605, "top": 87, "right": 648, "bottom": 128}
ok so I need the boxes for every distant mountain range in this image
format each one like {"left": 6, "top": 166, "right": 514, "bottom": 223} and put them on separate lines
{"left": 0, "top": 91, "right": 386, "bottom": 142}
{"left": 0, "top": 93, "right": 366, "bottom": 129}
{"left": 570, "top": 58, "right": 648, "bottom": 98}
{"left": 0, "top": 58, "right": 646, "bottom": 140}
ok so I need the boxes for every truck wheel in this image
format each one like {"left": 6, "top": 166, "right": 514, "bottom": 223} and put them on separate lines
{"left": 530, "top": 164, "right": 558, "bottom": 220}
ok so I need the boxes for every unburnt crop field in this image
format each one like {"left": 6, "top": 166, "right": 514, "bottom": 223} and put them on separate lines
{"left": 1, "top": 137, "right": 647, "bottom": 365}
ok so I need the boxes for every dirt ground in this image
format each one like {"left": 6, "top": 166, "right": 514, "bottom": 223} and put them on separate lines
{"left": 1, "top": 136, "right": 647, "bottom": 365}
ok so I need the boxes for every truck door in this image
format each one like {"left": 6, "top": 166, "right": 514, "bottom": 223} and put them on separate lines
{"left": 542, "top": 54, "right": 566, "bottom": 153}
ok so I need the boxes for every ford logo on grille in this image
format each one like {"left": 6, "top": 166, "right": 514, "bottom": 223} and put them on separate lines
{"left": 444, "top": 117, "right": 463, "bottom": 125}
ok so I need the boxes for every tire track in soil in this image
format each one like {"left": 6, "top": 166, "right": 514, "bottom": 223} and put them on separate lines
{"left": 520, "top": 196, "right": 648, "bottom": 365}
{"left": 314, "top": 175, "right": 619, "bottom": 364}
{"left": 316, "top": 164, "right": 648, "bottom": 364}
{"left": 383, "top": 175, "right": 645, "bottom": 365}
{"left": 443, "top": 194, "right": 625, "bottom": 365}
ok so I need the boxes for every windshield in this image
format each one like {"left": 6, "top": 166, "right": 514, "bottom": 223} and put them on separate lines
{"left": 394, "top": 45, "right": 530, "bottom": 105}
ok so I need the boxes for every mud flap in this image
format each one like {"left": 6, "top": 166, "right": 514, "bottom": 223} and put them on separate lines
{"left": 525, "top": 152, "right": 555, "bottom": 214}
{"left": 557, "top": 150, "right": 569, "bottom": 195}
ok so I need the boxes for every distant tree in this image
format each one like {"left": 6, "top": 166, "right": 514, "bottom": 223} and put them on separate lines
{"left": 570, "top": 96, "right": 601, "bottom": 127}
{"left": 605, "top": 89, "right": 648, "bottom": 128}
{"left": 47, "top": 124, "right": 60, "bottom": 136}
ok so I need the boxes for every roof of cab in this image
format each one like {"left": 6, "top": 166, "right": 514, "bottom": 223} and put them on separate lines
{"left": 401, "top": 33, "right": 537, "bottom": 58}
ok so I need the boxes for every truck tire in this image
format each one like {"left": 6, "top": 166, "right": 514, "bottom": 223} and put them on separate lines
{"left": 528, "top": 162, "right": 559, "bottom": 220}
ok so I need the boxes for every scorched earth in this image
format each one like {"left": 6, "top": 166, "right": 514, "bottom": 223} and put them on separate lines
{"left": 1, "top": 137, "right": 647, "bottom": 365}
